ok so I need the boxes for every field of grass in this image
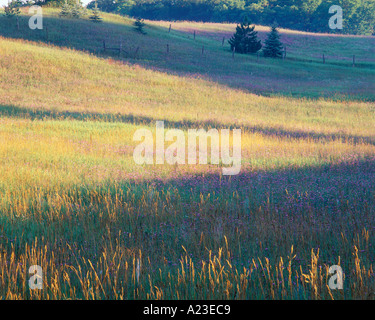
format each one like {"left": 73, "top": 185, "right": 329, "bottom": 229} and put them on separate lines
{"left": 0, "top": 8, "right": 374, "bottom": 299}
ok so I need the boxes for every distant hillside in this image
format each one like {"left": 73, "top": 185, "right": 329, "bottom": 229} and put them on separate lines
{"left": 1, "top": 7, "right": 375, "bottom": 101}
{"left": 82, "top": 0, "right": 375, "bottom": 35}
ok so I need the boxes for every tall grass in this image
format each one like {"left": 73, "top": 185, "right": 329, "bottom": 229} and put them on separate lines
{"left": 0, "top": 8, "right": 374, "bottom": 299}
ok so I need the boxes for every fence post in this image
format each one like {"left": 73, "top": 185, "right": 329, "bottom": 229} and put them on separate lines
{"left": 222, "top": 37, "right": 225, "bottom": 46}
{"left": 169, "top": 24, "right": 171, "bottom": 33}
{"left": 103, "top": 40, "right": 106, "bottom": 52}
{"left": 166, "top": 44, "right": 169, "bottom": 53}
{"left": 232, "top": 47, "right": 235, "bottom": 59}
{"left": 353, "top": 55, "right": 356, "bottom": 67}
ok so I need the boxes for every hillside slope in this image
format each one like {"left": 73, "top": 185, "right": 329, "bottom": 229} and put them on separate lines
{"left": 0, "top": 8, "right": 374, "bottom": 300}
{"left": 1, "top": 8, "right": 375, "bottom": 100}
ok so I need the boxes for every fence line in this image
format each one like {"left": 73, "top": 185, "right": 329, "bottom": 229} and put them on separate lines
{"left": 10, "top": 19, "right": 373, "bottom": 68}
{"left": 7, "top": 19, "right": 375, "bottom": 68}
{"left": 99, "top": 38, "right": 373, "bottom": 68}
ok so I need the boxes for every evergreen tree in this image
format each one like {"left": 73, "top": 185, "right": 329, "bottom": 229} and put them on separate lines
{"left": 71, "top": 0, "right": 83, "bottom": 19}
{"left": 89, "top": 1, "right": 103, "bottom": 23}
{"left": 59, "top": 0, "right": 71, "bottom": 18}
{"left": 263, "top": 24, "right": 284, "bottom": 58}
{"left": 4, "top": 0, "right": 21, "bottom": 18}
{"left": 228, "top": 16, "right": 262, "bottom": 54}
{"left": 134, "top": 17, "right": 146, "bottom": 34}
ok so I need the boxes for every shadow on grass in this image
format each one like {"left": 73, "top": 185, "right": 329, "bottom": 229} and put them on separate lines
{"left": 1, "top": 14, "right": 375, "bottom": 101}
{"left": 1, "top": 104, "right": 374, "bottom": 146}
{"left": 155, "top": 157, "right": 375, "bottom": 215}
{"left": 0, "top": 157, "right": 373, "bottom": 299}
{"left": 2, "top": 156, "right": 374, "bottom": 268}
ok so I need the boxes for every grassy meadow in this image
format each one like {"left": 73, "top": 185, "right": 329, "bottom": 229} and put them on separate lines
{"left": 0, "top": 8, "right": 374, "bottom": 299}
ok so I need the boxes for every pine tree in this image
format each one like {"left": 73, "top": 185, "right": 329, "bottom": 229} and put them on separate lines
{"left": 71, "top": 0, "right": 83, "bottom": 19}
{"left": 4, "top": 0, "right": 21, "bottom": 18}
{"left": 228, "top": 17, "right": 262, "bottom": 54}
{"left": 59, "top": 0, "right": 71, "bottom": 18}
{"left": 134, "top": 18, "right": 146, "bottom": 35}
{"left": 263, "top": 24, "right": 284, "bottom": 58}
{"left": 89, "top": 1, "right": 102, "bottom": 23}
